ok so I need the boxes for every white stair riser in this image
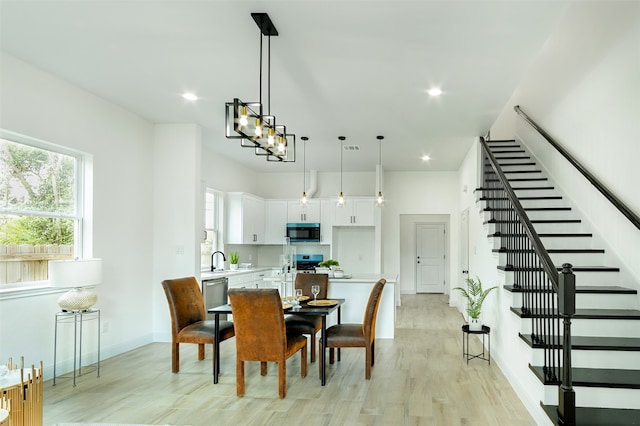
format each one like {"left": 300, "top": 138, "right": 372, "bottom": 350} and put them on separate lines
{"left": 489, "top": 235, "right": 594, "bottom": 250}
{"left": 496, "top": 251, "right": 604, "bottom": 266}
{"left": 502, "top": 269, "right": 619, "bottom": 285}
{"left": 519, "top": 317, "right": 640, "bottom": 338}
{"left": 530, "top": 347, "right": 640, "bottom": 370}
{"left": 486, "top": 221, "right": 584, "bottom": 235}
{"left": 540, "top": 384, "right": 640, "bottom": 410}
{"left": 479, "top": 198, "right": 566, "bottom": 209}
{"left": 510, "top": 292, "right": 636, "bottom": 310}
{"left": 513, "top": 189, "right": 557, "bottom": 197}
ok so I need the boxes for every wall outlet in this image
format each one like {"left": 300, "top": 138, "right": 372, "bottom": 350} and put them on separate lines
{"left": 175, "top": 245, "right": 184, "bottom": 255}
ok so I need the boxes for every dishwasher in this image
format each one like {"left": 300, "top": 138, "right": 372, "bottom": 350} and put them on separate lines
{"left": 202, "top": 277, "right": 228, "bottom": 320}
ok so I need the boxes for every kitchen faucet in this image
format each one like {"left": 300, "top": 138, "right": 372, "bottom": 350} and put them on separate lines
{"left": 211, "top": 251, "right": 226, "bottom": 271}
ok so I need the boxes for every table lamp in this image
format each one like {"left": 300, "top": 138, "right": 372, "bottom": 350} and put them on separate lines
{"left": 49, "top": 258, "right": 102, "bottom": 312}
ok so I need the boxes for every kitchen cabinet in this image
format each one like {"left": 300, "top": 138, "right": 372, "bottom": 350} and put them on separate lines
{"left": 227, "top": 271, "right": 271, "bottom": 290}
{"left": 226, "top": 192, "right": 265, "bottom": 244}
{"left": 331, "top": 197, "right": 375, "bottom": 226}
{"left": 320, "top": 199, "right": 336, "bottom": 244}
{"left": 287, "top": 199, "right": 321, "bottom": 223}
{"left": 265, "top": 200, "right": 287, "bottom": 244}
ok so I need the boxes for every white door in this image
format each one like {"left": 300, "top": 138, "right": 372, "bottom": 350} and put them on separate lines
{"left": 416, "top": 223, "right": 446, "bottom": 293}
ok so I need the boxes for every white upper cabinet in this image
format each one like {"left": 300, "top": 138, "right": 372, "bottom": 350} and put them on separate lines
{"left": 226, "top": 192, "right": 265, "bottom": 244}
{"left": 287, "top": 199, "right": 321, "bottom": 223}
{"left": 331, "top": 197, "right": 375, "bottom": 226}
{"left": 265, "top": 200, "right": 287, "bottom": 244}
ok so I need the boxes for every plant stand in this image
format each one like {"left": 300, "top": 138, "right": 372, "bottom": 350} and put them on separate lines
{"left": 462, "top": 324, "right": 490, "bottom": 364}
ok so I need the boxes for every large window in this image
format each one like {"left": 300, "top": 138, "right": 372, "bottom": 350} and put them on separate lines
{"left": 0, "top": 130, "right": 83, "bottom": 287}
{"left": 201, "top": 189, "right": 224, "bottom": 270}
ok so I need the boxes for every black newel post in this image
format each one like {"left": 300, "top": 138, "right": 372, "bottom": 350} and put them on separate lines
{"left": 558, "top": 263, "right": 576, "bottom": 425}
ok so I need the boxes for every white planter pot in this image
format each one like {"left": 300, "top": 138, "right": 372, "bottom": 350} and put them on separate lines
{"left": 229, "top": 263, "right": 238, "bottom": 271}
{"left": 469, "top": 317, "right": 482, "bottom": 331}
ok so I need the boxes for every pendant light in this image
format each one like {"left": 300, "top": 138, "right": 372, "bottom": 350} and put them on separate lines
{"left": 337, "top": 136, "right": 346, "bottom": 207}
{"left": 301, "top": 136, "right": 308, "bottom": 206}
{"left": 376, "top": 135, "right": 384, "bottom": 207}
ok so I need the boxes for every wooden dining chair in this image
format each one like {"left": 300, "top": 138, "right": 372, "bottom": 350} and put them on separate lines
{"left": 285, "top": 273, "right": 329, "bottom": 362}
{"left": 162, "top": 277, "right": 235, "bottom": 376}
{"left": 229, "top": 288, "right": 307, "bottom": 398}
{"left": 324, "top": 278, "right": 386, "bottom": 379}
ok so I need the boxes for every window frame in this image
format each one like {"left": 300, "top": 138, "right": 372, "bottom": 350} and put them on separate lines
{"left": 0, "top": 129, "right": 89, "bottom": 296}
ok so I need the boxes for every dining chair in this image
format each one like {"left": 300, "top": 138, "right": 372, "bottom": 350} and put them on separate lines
{"left": 161, "top": 277, "right": 235, "bottom": 376}
{"left": 324, "top": 278, "right": 386, "bottom": 379}
{"left": 229, "top": 288, "right": 307, "bottom": 398}
{"left": 285, "top": 273, "right": 329, "bottom": 362}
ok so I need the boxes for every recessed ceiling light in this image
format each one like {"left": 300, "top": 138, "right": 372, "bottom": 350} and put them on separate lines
{"left": 182, "top": 92, "right": 198, "bottom": 101}
{"left": 427, "top": 88, "right": 442, "bottom": 97}
{"left": 422, "top": 155, "right": 431, "bottom": 161}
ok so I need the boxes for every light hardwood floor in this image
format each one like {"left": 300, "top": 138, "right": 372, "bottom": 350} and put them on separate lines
{"left": 44, "top": 294, "right": 536, "bottom": 425}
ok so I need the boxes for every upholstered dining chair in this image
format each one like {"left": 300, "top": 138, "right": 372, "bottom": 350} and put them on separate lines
{"left": 285, "top": 273, "right": 329, "bottom": 362}
{"left": 161, "top": 277, "right": 235, "bottom": 376}
{"left": 324, "top": 278, "right": 386, "bottom": 379}
{"left": 229, "top": 288, "right": 307, "bottom": 398}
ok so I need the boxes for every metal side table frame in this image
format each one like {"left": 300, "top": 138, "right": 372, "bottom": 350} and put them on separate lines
{"left": 53, "top": 309, "right": 101, "bottom": 386}
{"left": 462, "top": 324, "right": 490, "bottom": 364}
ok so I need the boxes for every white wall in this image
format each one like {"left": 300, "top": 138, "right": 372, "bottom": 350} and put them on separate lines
{"left": 0, "top": 52, "right": 156, "bottom": 376}
{"left": 492, "top": 1, "right": 640, "bottom": 290}
{"left": 382, "top": 171, "right": 461, "bottom": 295}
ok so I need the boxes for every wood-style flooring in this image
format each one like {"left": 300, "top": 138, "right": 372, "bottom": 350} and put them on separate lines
{"left": 44, "top": 294, "right": 536, "bottom": 425}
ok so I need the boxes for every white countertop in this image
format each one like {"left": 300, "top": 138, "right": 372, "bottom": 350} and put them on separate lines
{"left": 201, "top": 267, "right": 276, "bottom": 280}
{"left": 329, "top": 273, "right": 397, "bottom": 284}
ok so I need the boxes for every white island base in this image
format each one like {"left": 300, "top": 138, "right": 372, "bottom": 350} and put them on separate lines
{"left": 327, "top": 274, "right": 396, "bottom": 339}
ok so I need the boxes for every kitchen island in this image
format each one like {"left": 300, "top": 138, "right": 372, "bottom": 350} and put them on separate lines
{"left": 327, "top": 274, "right": 396, "bottom": 339}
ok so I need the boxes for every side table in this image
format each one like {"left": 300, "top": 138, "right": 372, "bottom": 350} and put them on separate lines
{"left": 461, "top": 324, "right": 490, "bottom": 364}
{"left": 53, "top": 309, "right": 101, "bottom": 386}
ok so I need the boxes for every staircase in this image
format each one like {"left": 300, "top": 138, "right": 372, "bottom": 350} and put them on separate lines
{"left": 479, "top": 139, "right": 640, "bottom": 425}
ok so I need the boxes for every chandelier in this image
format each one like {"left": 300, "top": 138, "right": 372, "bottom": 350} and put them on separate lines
{"left": 224, "top": 13, "right": 296, "bottom": 162}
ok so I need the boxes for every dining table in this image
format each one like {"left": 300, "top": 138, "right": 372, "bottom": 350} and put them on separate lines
{"left": 208, "top": 298, "right": 345, "bottom": 386}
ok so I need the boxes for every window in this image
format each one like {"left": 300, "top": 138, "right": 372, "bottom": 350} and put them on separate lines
{"left": 201, "top": 188, "right": 224, "bottom": 270}
{"left": 0, "top": 130, "right": 84, "bottom": 288}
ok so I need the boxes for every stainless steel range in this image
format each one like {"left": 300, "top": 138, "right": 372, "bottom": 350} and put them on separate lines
{"left": 295, "top": 254, "right": 323, "bottom": 272}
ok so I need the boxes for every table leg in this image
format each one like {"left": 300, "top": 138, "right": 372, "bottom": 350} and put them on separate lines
{"left": 53, "top": 314, "right": 59, "bottom": 386}
{"left": 73, "top": 312, "right": 78, "bottom": 387}
{"left": 320, "top": 315, "right": 327, "bottom": 386}
{"left": 97, "top": 310, "right": 101, "bottom": 377}
{"left": 214, "top": 313, "right": 220, "bottom": 384}
{"left": 337, "top": 306, "right": 342, "bottom": 362}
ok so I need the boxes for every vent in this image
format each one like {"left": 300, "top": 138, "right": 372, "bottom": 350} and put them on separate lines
{"left": 344, "top": 145, "right": 360, "bottom": 151}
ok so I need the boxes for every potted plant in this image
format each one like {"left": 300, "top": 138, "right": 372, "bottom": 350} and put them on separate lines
{"left": 454, "top": 276, "right": 497, "bottom": 331}
{"left": 228, "top": 251, "right": 240, "bottom": 270}
{"left": 315, "top": 259, "right": 339, "bottom": 276}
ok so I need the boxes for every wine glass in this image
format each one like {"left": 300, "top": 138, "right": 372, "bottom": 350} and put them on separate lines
{"left": 311, "top": 285, "right": 320, "bottom": 302}
{"left": 295, "top": 288, "right": 303, "bottom": 307}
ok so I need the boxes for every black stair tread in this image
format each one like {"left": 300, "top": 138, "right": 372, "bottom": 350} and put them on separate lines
{"left": 485, "top": 162, "right": 535, "bottom": 166}
{"left": 491, "top": 149, "right": 527, "bottom": 153}
{"left": 520, "top": 333, "right": 640, "bottom": 350}
{"left": 485, "top": 177, "right": 549, "bottom": 182}
{"left": 541, "top": 404, "right": 640, "bottom": 425}
{"left": 512, "top": 307, "right": 640, "bottom": 320}
{"left": 486, "top": 139, "right": 516, "bottom": 143}
{"left": 485, "top": 207, "right": 571, "bottom": 212}
{"left": 499, "top": 265, "right": 619, "bottom": 272}
{"left": 485, "top": 219, "right": 581, "bottom": 224}
{"left": 476, "top": 185, "right": 554, "bottom": 191}
{"left": 490, "top": 232, "right": 591, "bottom": 237}
{"left": 494, "top": 248, "right": 604, "bottom": 253}
{"left": 530, "top": 364, "right": 640, "bottom": 389}
{"left": 481, "top": 196, "right": 562, "bottom": 201}
{"left": 485, "top": 170, "right": 543, "bottom": 175}
{"left": 493, "top": 155, "right": 531, "bottom": 160}
{"left": 505, "top": 285, "right": 636, "bottom": 294}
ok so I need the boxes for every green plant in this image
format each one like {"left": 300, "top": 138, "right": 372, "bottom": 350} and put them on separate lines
{"left": 228, "top": 251, "right": 240, "bottom": 264}
{"left": 317, "top": 259, "right": 339, "bottom": 268}
{"left": 453, "top": 276, "right": 497, "bottom": 319}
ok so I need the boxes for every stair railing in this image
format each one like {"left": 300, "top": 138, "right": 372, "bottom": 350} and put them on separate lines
{"left": 515, "top": 105, "right": 640, "bottom": 231}
{"left": 479, "top": 136, "right": 576, "bottom": 424}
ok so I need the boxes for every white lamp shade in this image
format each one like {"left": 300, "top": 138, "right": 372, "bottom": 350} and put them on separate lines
{"left": 49, "top": 258, "right": 102, "bottom": 288}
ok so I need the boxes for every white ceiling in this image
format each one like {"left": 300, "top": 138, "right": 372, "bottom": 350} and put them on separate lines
{"left": 0, "top": 0, "right": 570, "bottom": 173}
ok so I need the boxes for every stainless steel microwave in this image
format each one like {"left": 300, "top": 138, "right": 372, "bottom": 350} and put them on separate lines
{"left": 286, "top": 223, "right": 321, "bottom": 242}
